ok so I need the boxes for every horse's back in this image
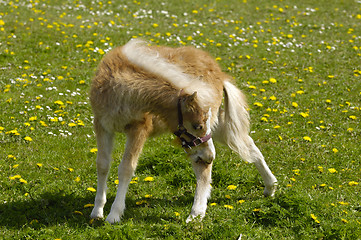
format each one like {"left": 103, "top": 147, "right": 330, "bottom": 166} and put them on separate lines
{"left": 154, "top": 46, "right": 226, "bottom": 91}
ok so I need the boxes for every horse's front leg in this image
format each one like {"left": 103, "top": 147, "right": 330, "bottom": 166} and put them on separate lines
{"left": 106, "top": 121, "right": 150, "bottom": 224}
{"left": 90, "top": 119, "right": 114, "bottom": 219}
{"left": 186, "top": 161, "right": 213, "bottom": 223}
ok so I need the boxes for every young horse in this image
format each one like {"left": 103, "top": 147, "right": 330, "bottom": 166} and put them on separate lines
{"left": 89, "top": 39, "right": 277, "bottom": 223}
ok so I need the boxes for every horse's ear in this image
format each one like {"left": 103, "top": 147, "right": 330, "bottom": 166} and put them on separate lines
{"left": 181, "top": 91, "right": 198, "bottom": 112}
{"left": 188, "top": 91, "right": 197, "bottom": 102}
{"left": 185, "top": 92, "right": 197, "bottom": 105}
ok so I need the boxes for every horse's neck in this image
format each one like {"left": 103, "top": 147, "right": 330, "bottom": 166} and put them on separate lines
{"left": 134, "top": 83, "right": 179, "bottom": 131}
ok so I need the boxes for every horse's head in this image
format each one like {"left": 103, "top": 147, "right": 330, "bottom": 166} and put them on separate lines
{"left": 174, "top": 92, "right": 216, "bottom": 164}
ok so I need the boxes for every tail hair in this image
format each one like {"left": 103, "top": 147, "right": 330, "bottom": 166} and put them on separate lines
{"left": 215, "top": 81, "right": 252, "bottom": 162}
{"left": 121, "top": 39, "right": 215, "bottom": 109}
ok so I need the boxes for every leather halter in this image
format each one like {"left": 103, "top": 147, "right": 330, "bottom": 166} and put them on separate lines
{"left": 174, "top": 98, "right": 212, "bottom": 149}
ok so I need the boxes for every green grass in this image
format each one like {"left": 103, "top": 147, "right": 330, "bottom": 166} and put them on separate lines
{"left": 1, "top": 0, "right": 360, "bottom": 239}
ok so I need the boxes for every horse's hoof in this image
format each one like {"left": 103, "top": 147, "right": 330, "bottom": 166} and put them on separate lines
{"left": 264, "top": 182, "right": 277, "bottom": 197}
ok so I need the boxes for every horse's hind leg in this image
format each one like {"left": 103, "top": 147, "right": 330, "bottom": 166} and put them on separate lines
{"left": 186, "top": 161, "right": 213, "bottom": 223}
{"left": 91, "top": 119, "right": 114, "bottom": 219}
{"left": 106, "top": 120, "right": 150, "bottom": 224}
{"left": 248, "top": 136, "right": 277, "bottom": 197}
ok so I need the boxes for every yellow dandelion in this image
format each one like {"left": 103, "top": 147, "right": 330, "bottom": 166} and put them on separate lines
{"left": 19, "top": 178, "right": 28, "bottom": 184}
{"left": 328, "top": 168, "right": 337, "bottom": 173}
{"left": 269, "top": 77, "right": 277, "bottom": 83}
{"left": 227, "top": 185, "right": 237, "bottom": 190}
{"left": 303, "top": 136, "right": 312, "bottom": 142}
{"left": 90, "top": 148, "right": 98, "bottom": 153}
{"left": 10, "top": 175, "right": 22, "bottom": 180}
{"left": 24, "top": 136, "right": 33, "bottom": 142}
{"left": 84, "top": 203, "right": 94, "bottom": 208}
{"left": 348, "top": 181, "right": 358, "bottom": 186}
{"left": 73, "top": 211, "right": 83, "bottom": 215}
{"left": 261, "top": 117, "right": 268, "bottom": 122}
{"left": 269, "top": 95, "right": 277, "bottom": 101}
{"left": 87, "top": 187, "right": 96, "bottom": 192}
{"left": 254, "top": 102, "right": 263, "bottom": 107}
{"left": 98, "top": 48, "right": 105, "bottom": 55}
{"left": 54, "top": 100, "right": 64, "bottom": 105}
{"left": 6, "top": 129, "right": 19, "bottom": 135}
{"left": 136, "top": 200, "right": 147, "bottom": 205}
{"left": 40, "top": 121, "right": 48, "bottom": 127}
{"left": 224, "top": 205, "right": 234, "bottom": 209}
{"left": 292, "top": 102, "right": 299, "bottom": 108}
{"left": 311, "top": 214, "right": 320, "bottom": 223}
{"left": 300, "top": 112, "right": 309, "bottom": 118}
{"left": 341, "top": 218, "right": 349, "bottom": 223}
{"left": 144, "top": 176, "right": 154, "bottom": 182}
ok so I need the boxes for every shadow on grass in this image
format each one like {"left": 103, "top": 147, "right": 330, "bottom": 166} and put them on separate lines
{"left": 0, "top": 190, "right": 194, "bottom": 229}
{"left": 0, "top": 191, "right": 94, "bottom": 229}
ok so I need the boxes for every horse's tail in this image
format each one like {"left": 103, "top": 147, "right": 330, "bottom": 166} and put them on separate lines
{"left": 122, "top": 39, "right": 192, "bottom": 90}
{"left": 121, "top": 39, "right": 215, "bottom": 108}
{"left": 214, "top": 80, "right": 252, "bottom": 162}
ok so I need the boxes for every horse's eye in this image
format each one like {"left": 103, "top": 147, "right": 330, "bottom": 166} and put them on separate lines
{"left": 192, "top": 124, "right": 203, "bottom": 130}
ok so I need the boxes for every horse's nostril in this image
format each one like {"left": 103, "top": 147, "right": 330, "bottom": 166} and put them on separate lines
{"left": 195, "top": 156, "right": 213, "bottom": 164}
{"left": 196, "top": 156, "right": 203, "bottom": 163}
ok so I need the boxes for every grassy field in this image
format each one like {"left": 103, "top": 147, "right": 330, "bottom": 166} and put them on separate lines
{"left": 1, "top": 0, "right": 360, "bottom": 239}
